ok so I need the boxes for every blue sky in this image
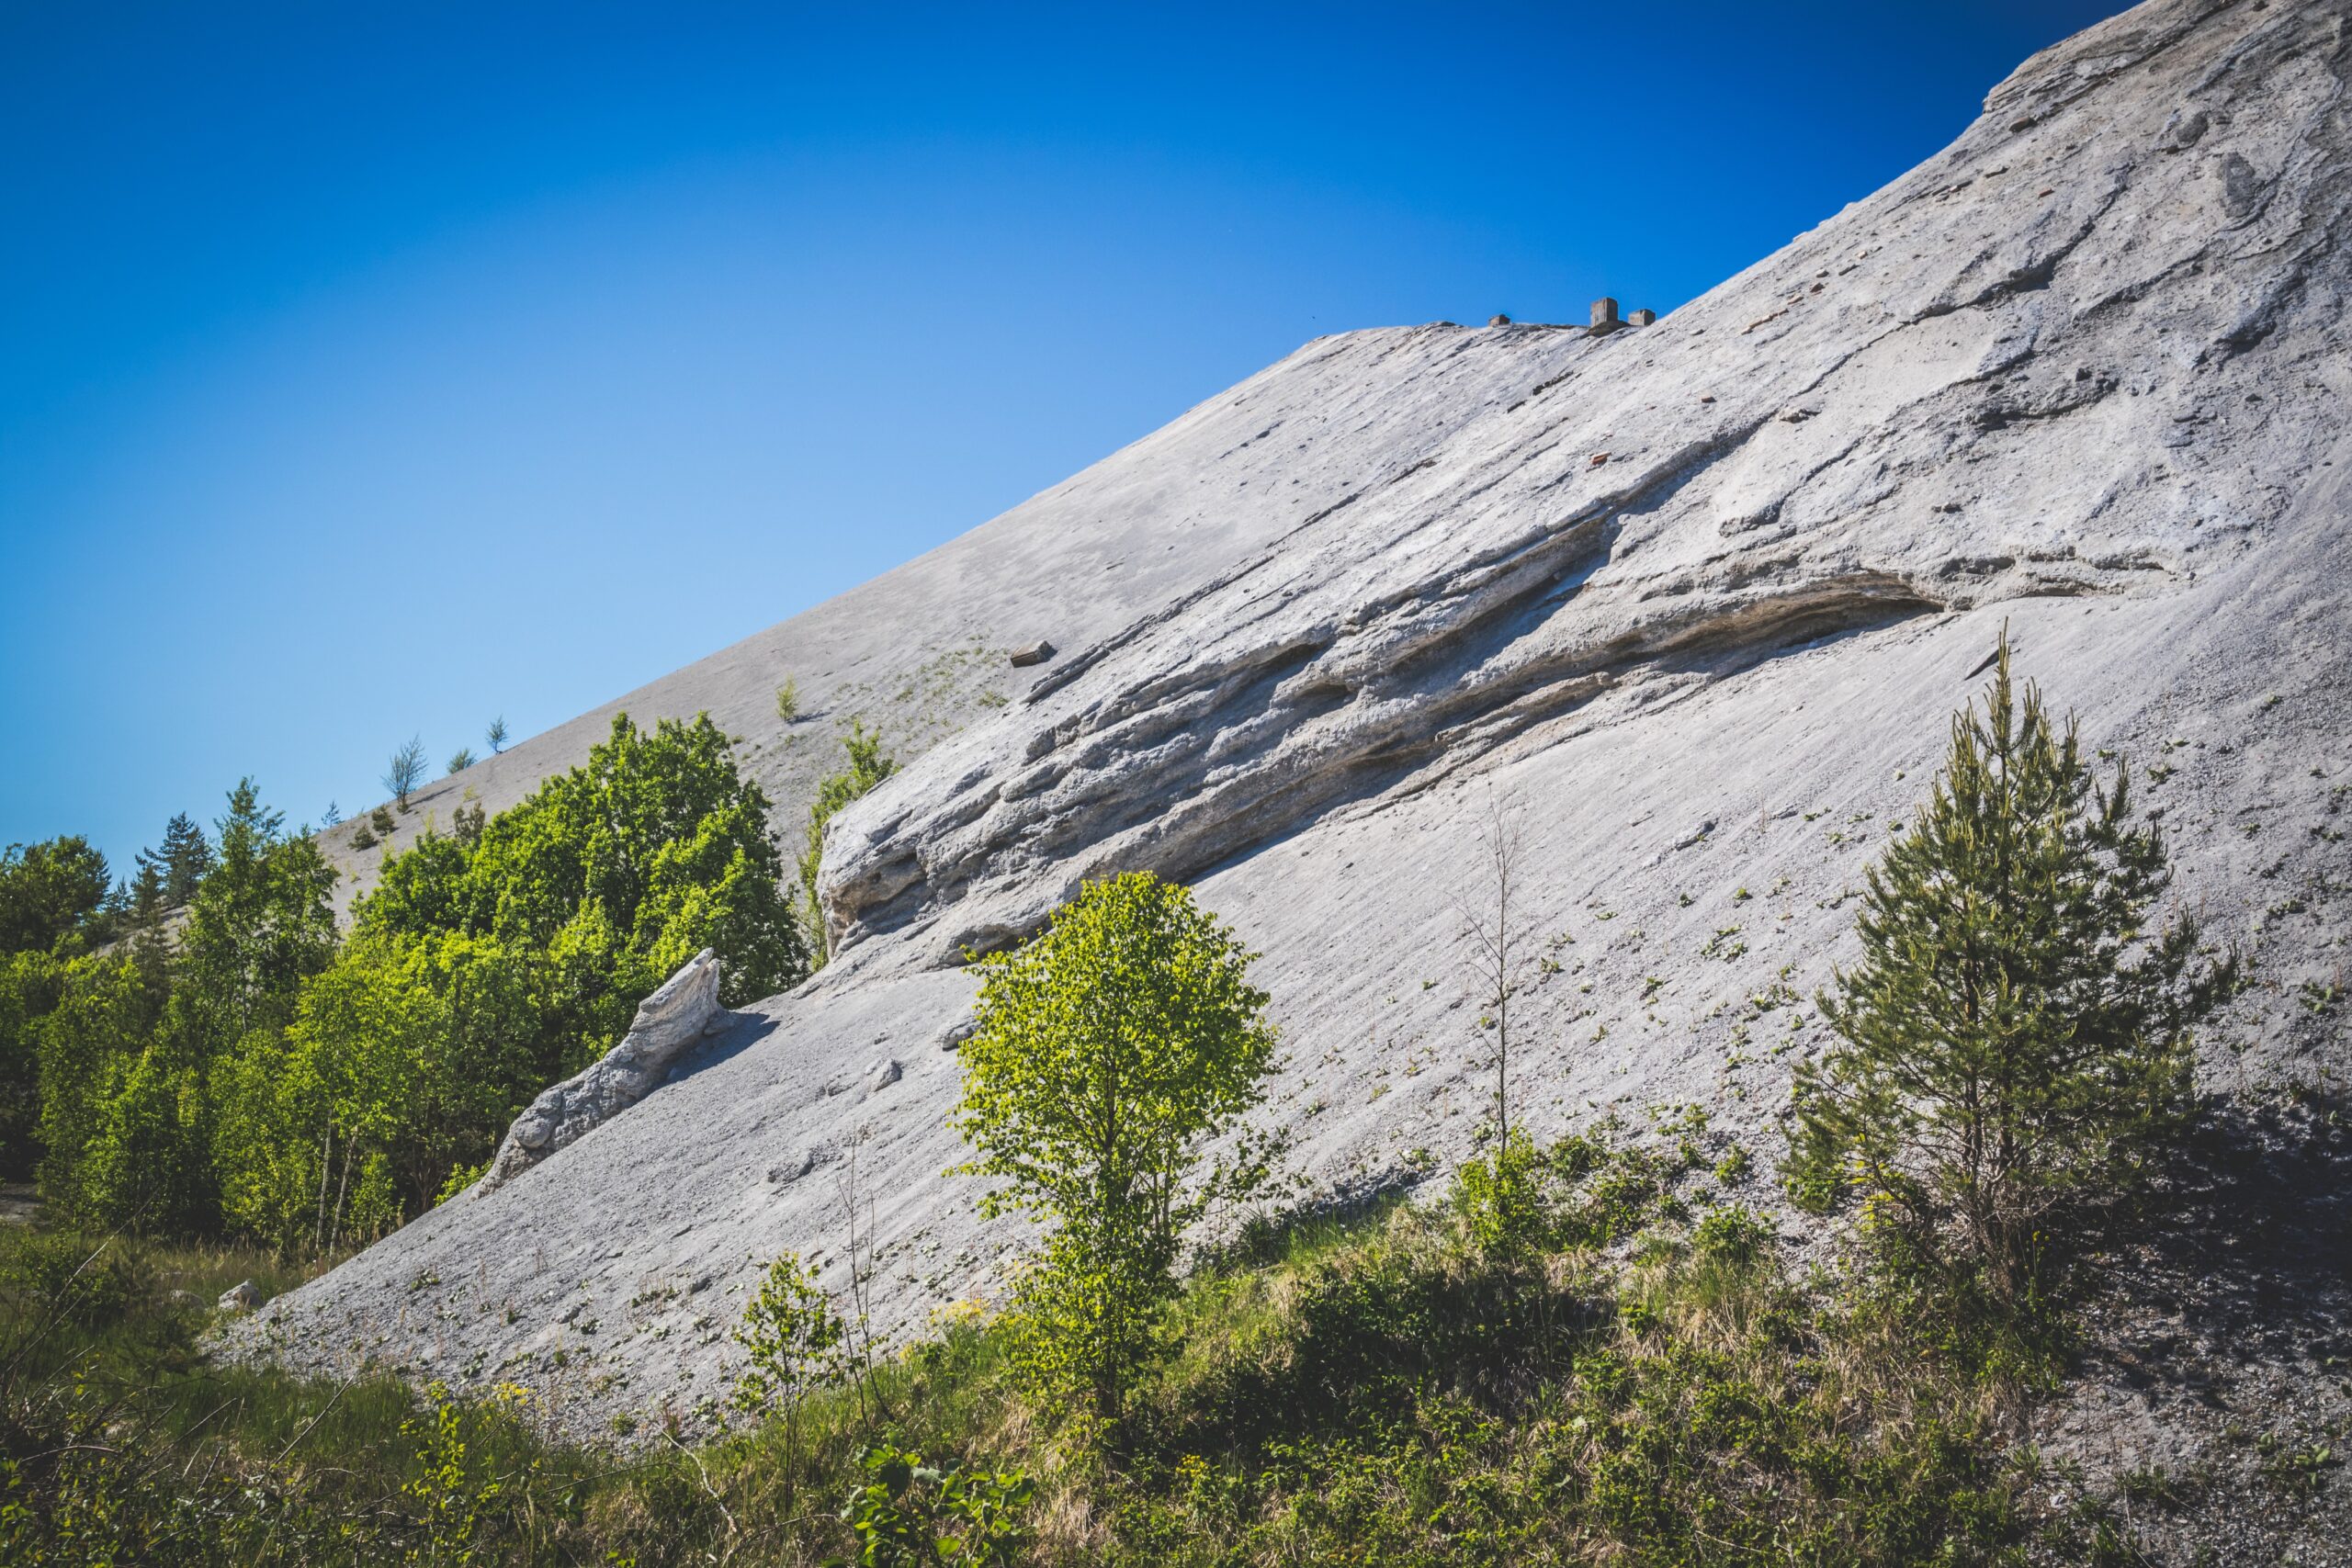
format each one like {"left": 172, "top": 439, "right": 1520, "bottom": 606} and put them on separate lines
{"left": 2, "top": 1, "right": 2124, "bottom": 874}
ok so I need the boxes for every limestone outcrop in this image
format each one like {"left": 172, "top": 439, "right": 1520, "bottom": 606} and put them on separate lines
{"left": 812, "top": 0, "right": 2351, "bottom": 970}
{"left": 475, "top": 950, "right": 726, "bottom": 1194}
{"left": 233, "top": 10, "right": 2351, "bottom": 1527}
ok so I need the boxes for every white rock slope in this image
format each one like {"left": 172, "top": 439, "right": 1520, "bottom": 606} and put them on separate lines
{"left": 240, "top": 0, "right": 2350, "bottom": 1503}
{"left": 475, "top": 949, "right": 726, "bottom": 1194}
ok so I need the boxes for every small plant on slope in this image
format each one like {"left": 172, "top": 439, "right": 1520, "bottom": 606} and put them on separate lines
{"left": 383, "top": 736, "right": 427, "bottom": 812}
{"left": 731, "top": 1251, "right": 845, "bottom": 1516}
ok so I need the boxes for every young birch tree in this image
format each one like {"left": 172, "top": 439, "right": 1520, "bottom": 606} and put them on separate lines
{"left": 952, "top": 872, "right": 1278, "bottom": 1438}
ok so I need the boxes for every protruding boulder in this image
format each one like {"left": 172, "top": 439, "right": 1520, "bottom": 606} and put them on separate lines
{"left": 476, "top": 950, "right": 724, "bottom": 1194}
{"left": 1009, "top": 640, "right": 1057, "bottom": 668}
{"left": 218, "top": 1280, "right": 262, "bottom": 1313}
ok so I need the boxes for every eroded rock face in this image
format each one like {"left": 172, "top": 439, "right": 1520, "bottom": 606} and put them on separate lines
{"left": 476, "top": 950, "right": 726, "bottom": 1194}
{"left": 814, "top": 0, "right": 2352, "bottom": 970}
{"left": 232, "top": 4, "right": 2352, "bottom": 1495}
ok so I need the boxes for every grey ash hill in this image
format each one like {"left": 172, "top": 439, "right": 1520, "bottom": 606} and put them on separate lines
{"left": 243, "top": 0, "right": 2350, "bottom": 1548}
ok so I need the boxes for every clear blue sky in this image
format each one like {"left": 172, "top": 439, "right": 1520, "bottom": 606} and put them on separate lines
{"left": 3, "top": 0, "right": 2124, "bottom": 874}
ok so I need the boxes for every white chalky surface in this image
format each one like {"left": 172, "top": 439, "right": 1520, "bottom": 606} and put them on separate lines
{"left": 237, "top": 11, "right": 2351, "bottom": 1540}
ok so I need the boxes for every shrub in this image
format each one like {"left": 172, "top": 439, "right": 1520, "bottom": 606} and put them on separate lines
{"left": 836, "top": 1443, "right": 1035, "bottom": 1567}
{"left": 954, "top": 872, "right": 1279, "bottom": 1438}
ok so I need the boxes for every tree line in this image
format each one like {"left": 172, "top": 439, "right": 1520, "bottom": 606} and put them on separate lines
{"left": 0, "top": 710, "right": 899, "bottom": 1252}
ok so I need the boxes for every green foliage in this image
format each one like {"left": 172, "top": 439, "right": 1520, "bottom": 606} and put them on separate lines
{"left": 0, "top": 950, "right": 67, "bottom": 1180}
{"left": 366, "top": 710, "right": 804, "bottom": 1030}
{"left": 0, "top": 838, "right": 115, "bottom": 955}
{"left": 484, "top": 715, "right": 509, "bottom": 754}
{"left": 23, "top": 781, "right": 337, "bottom": 1235}
{"left": 836, "top": 1444, "right": 1035, "bottom": 1567}
{"left": 22, "top": 724, "right": 792, "bottom": 1248}
{"left": 384, "top": 736, "right": 428, "bottom": 810}
{"left": 955, "top": 872, "right": 1279, "bottom": 1435}
{"left": 775, "top": 677, "right": 800, "bottom": 723}
{"left": 3, "top": 1136, "right": 2192, "bottom": 1568}
{"left": 435, "top": 1159, "right": 487, "bottom": 1206}
{"left": 137, "top": 810, "right": 216, "bottom": 908}
{"left": 1452, "top": 1127, "right": 1546, "bottom": 1258}
{"left": 1785, "top": 636, "right": 2233, "bottom": 1301}
{"left": 729, "top": 1252, "right": 847, "bottom": 1518}
{"left": 731, "top": 1252, "right": 845, "bottom": 1423}
{"left": 401, "top": 1381, "right": 539, "bottom": 1564}
{"left": 169, "top": 778, "right": 340, "bottom": 1063}
{"left": 212, "top": 930, "right": 534, "bottom": 1252}
{"left": 799, "top": 719, "right": 895, "bottom": 964}
{"left": 370, "top": 804, "right": 398, "bottom": 836}
{"left": 446, "top": 747, "right": 476, "bottom": 776}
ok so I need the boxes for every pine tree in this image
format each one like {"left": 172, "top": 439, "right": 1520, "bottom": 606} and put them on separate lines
{"left": 446, "top": 748, "right": 475, "bottom": 776}
{"left": 138, "top": 812, "right": 215, "bottom": 907}
{"left": 1786, "top": 635, "right": 2233, "bottom": 1300}
{"left": 384, "top": 737, "right": 427, "bottom": 810}
{"left": 485, "top": 716, "right": 509, "bottom": 754}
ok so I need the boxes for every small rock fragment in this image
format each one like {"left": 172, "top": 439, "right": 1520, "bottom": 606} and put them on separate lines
{"left": 1009, "top": 640, "right": 1057, "bottom": 668}
{"left": 870, "top": 1058, "right": 902, "bottom": 1090}
{"left": 2155, "top": 108, "right": 2210, "bottom": 152}
{"left": 936, "top": 1014, "right": 980, "bottom": 1052}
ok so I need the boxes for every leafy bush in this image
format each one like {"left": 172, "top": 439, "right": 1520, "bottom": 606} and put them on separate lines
{"left": 836, "top": 1443, "right": 1035, "bottom": 1567}
{"left": 955, "top": 872, "right": 1279, "bottom": 1439}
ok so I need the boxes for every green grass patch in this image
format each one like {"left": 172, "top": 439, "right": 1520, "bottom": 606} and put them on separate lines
{"left": 1, "top": 1136, "right": 2117, "bottom": 1565}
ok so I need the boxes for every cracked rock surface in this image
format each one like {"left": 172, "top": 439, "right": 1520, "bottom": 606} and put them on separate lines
{"left": 234, "top": 6, "right": 2351, "bottom": 1545}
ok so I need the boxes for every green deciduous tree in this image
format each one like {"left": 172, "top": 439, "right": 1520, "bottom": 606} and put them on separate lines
{"left": 731, "top": 1252, "right": 844, "bottom": 1515}
{"left": 799, "top": 720, "right": 895, "bottom": 966}
{"left": 953, "top": 872, "right": 1279, "bottom": 1435}
{"left": 168, "top": 779, "right": 339, "bottom": 1064}
{"left": 363, "top": 711, "right": 804, "bottom": 1073}
{"left": 30, "top": 780, "right": 334, "bottom": 1235}
{"left": 0, "top": 950, "right": 66, "bottom": 1179}
{"left": 0, "top": 838, "right": 115, "bottom": 955}
{"left": 1784, "top": 636, "right": 2234, "bottom": 1302}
